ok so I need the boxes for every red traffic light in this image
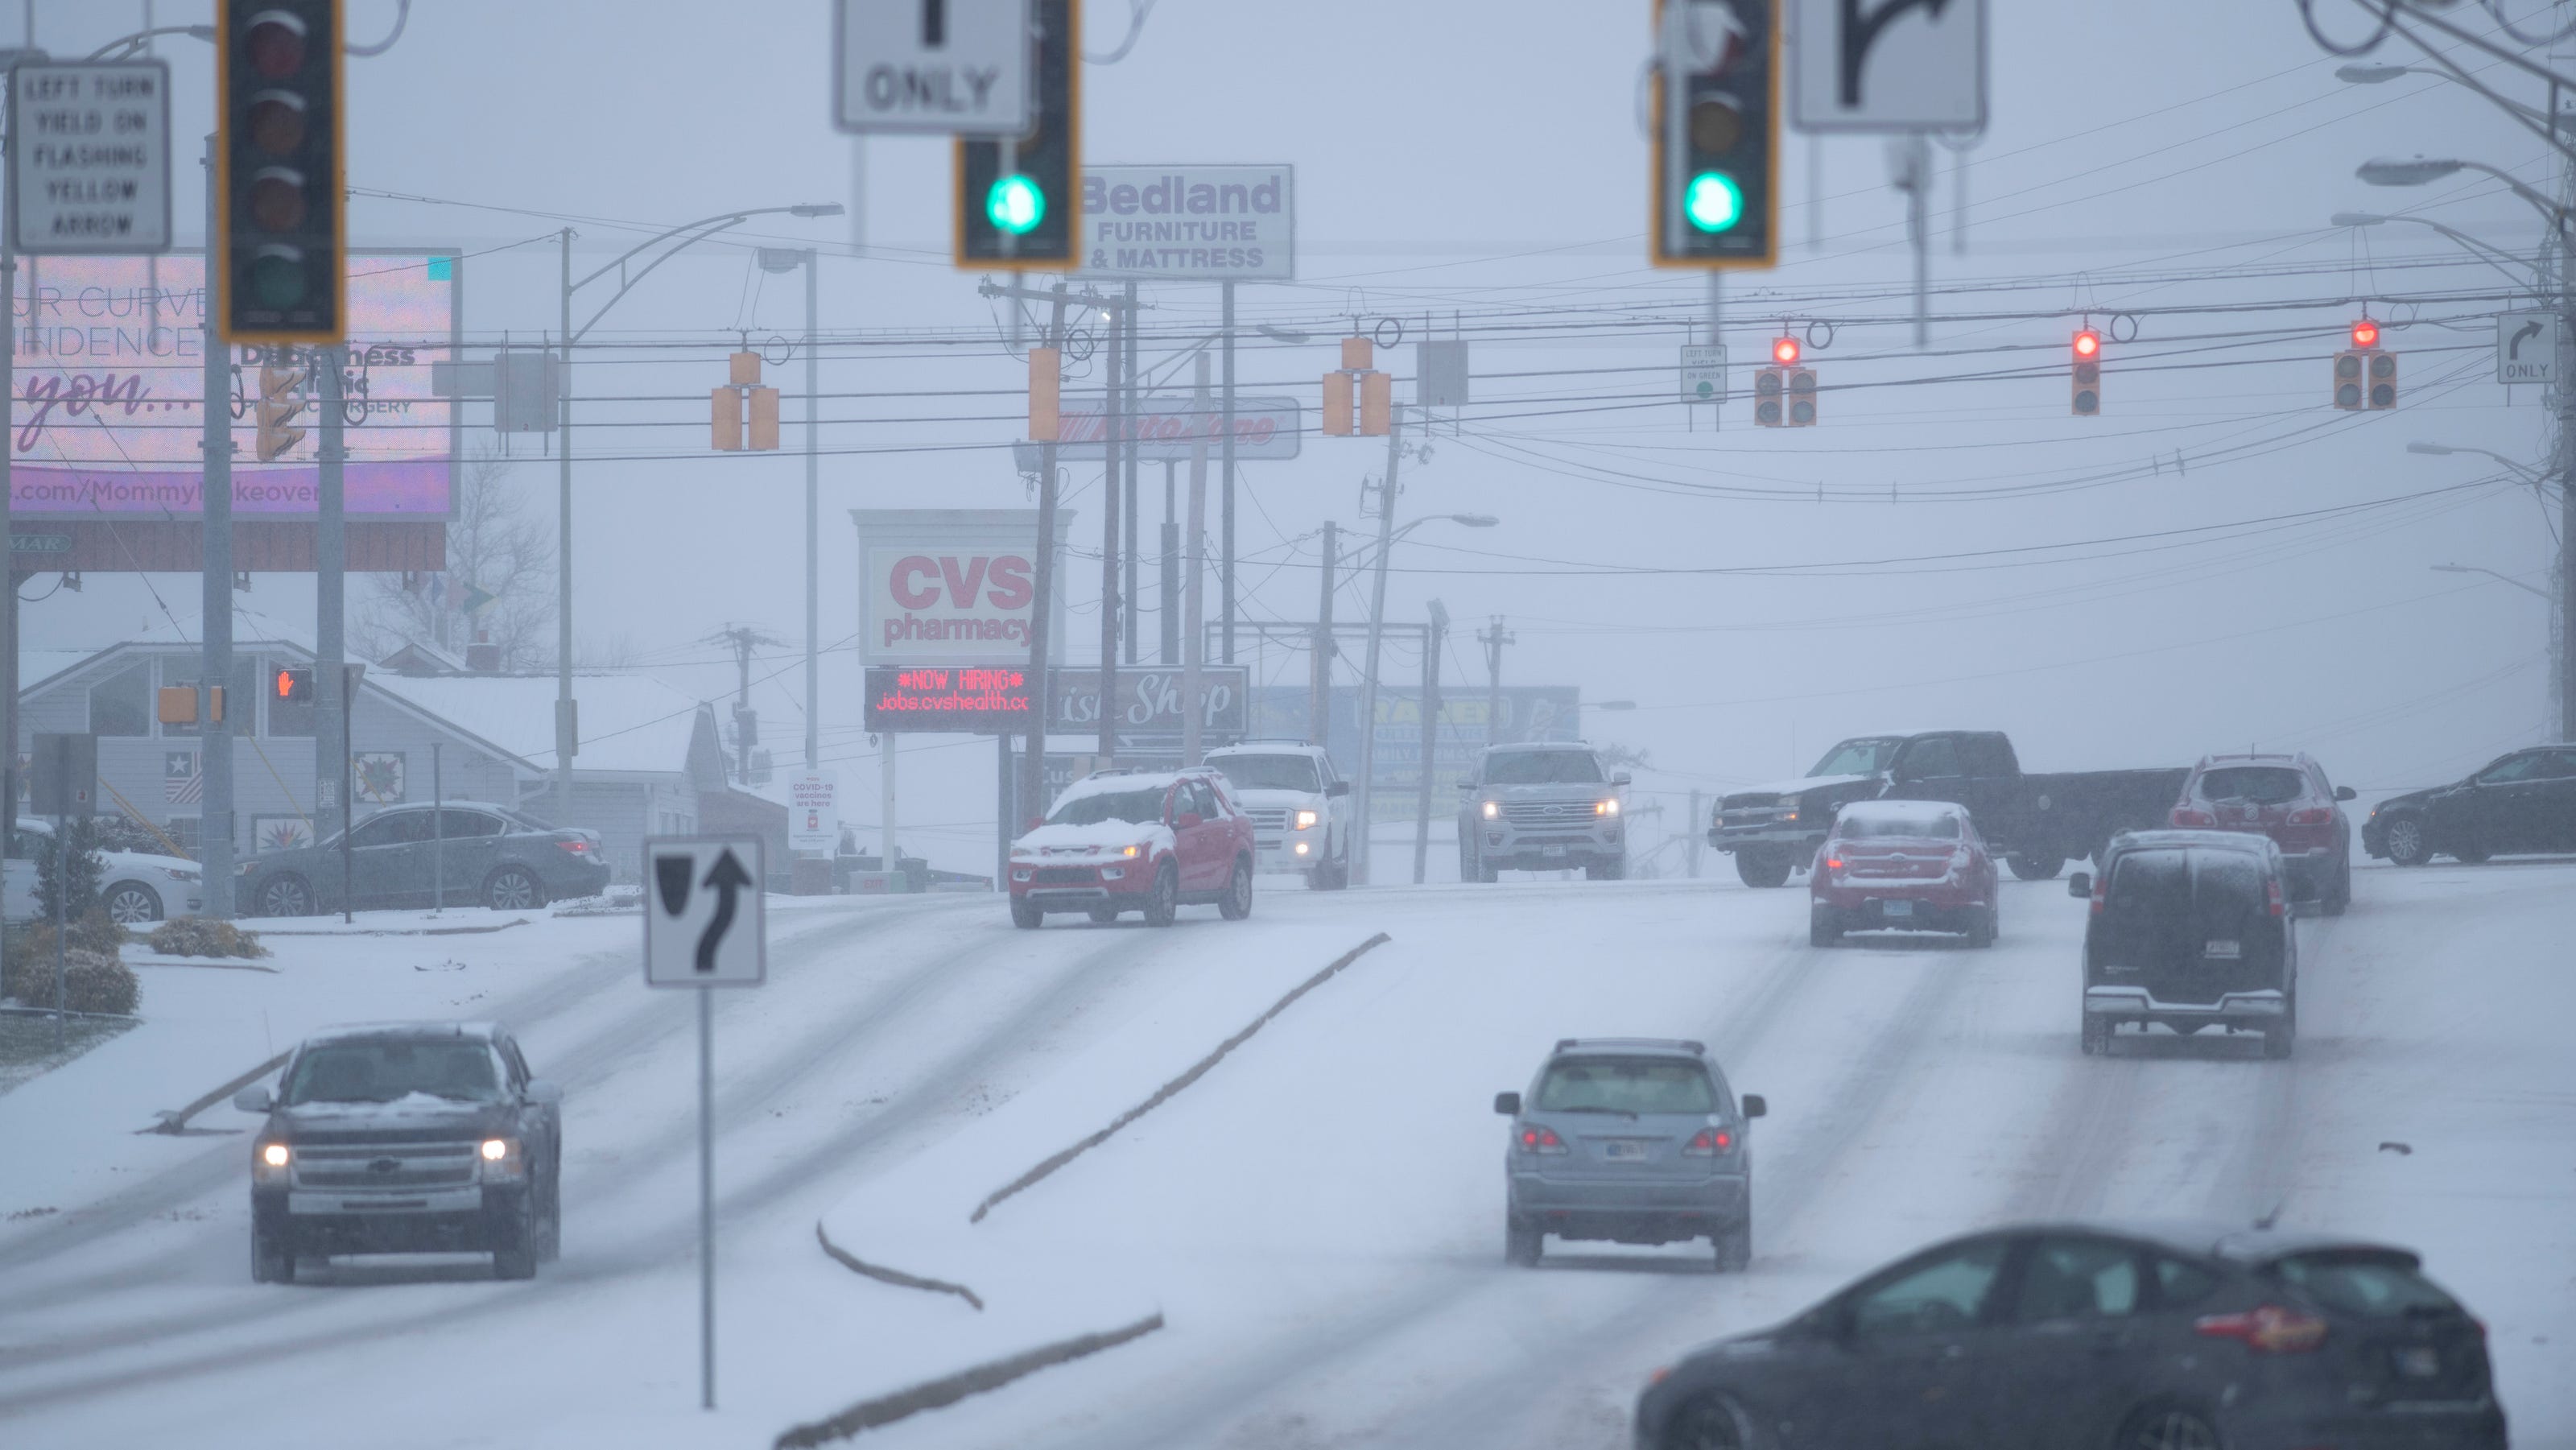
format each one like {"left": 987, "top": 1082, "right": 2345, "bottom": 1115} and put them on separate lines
{"left": 1772, "top": 336, "right": 1800, "bottom": 366}
{"left": 2073, "top": 328, "right": 2101, "bottom": 359}
{"left": 2351, "top": 318, "right": 2380, "bottom": 349}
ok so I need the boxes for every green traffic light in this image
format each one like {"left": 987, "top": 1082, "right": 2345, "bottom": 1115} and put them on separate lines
{"left": 1685, "top": 171, "right": 1744, "bottom": 233}
{"left": 986, "top": 174, "right": 1046, "bottom": 236}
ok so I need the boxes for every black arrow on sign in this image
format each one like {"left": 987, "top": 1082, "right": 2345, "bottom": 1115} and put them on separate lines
{"left": 696, "top": 849, "right": 753, "bottom": 974}
{"left": 1841, "top": 0, "right": 1957, "bottom": 108}
{"left": 2509, "top": 319, "right": 2543, "bottom": 360}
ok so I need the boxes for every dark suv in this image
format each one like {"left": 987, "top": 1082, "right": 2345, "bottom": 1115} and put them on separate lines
{"left": 238, "top": 802, "right": 609, "bottom": 916}
{"left": 233, "top": 1022, "right": 564, "bottom": 1282}
{"left": 1635, "top": 1221, "right": 2505, "bottom": 1450}
{"left": 2072, "top": 831, "right": 2298, "bottom": 1057}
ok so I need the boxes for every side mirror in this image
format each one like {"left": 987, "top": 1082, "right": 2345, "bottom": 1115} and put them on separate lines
{"left": 1326, "top": 781, "right": 1351, "bottom": 798}
{"left": 523, "top": 1079, "right": 564, "bottom": 1106}
{"left": 2334, "top": 786, "right": 2356, "bottom": 802}
{"left": 1456, "top": 777, "right": 1478, "bottom": 791}
{"left": 1174, "top": 812, "right": 1204, "bottom": 829}
{"left": 1492, "top": 1091, "right": 1521, "bottom": 1116}
{"left": 232, "top": 1085, "right": 275, "bottom": 1113}
{"left": 2067, "top": 871, "right": 2092, "bottom": 899}
{"left": 1612, "top": 771, "right": 1633, "bottom": 787}
{"left": 1741, "top": 1093, "right": 1766, "bottom": 1119}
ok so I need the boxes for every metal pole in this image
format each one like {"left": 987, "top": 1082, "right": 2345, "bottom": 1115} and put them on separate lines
{"left": 697, "top": 985, "right": 715, "bottom": 1410}
{"left": 432, "top": 743, "right": 444, "bottom": 913}
{"left": 1911, "top": 132, "right": 1931, "bottom": 349}
{"left": 200, "top": 134, "right": 237, "bottom": 916}
{"left": 1310, "top": 521, "right": 1336, "bottom": 747}
{"left": 1160, "top": 459, "right": 1180, "bottom": 664}
{"left": 316, "top": 344, "right": 346, "bottom": 892}
{"left": 1220, "top": 281, "right": 1236, "bottom": 663}
{"left": 804, "top": 250, "right": 819, "bottom": 773}
{"left": 1353, "top": 416, "right": 1403, "bottom": 886}
{"left": 2, "top": 251, "right": 17, "bottom": 889}
{"left": 1097, "top": 308, "right": 1121, "bottom": 766}
{"left": 881, "top": 733, "right": 898, "bottom": 887}
{"left": 555, "top": 229, "right": 576, "bottom": 828}
{"left": 1482, "top": 617, "right": 1510, "bottom": 747}
{"left": 340, "top": 675, "right": 353, "bottom": 924}
{"left": 1662, "top": 6, "right": 1686, "bottom": 260}
{"left": 1707, "top": 271, "right": 1724, "bottom": 430}
{"left": 1020, "top": 285, "right": 1068, "bottom": 839}
{"left": 2562, "top": 217, "right": 2576, "bottom": 741}
{"left": 52, "top": 806, "right": 65, "bottom": 1049}
{"left": 1413, "top": 601, "right": 1447, "bottom": 884}
{"left": 1121, "top": 281, "right": 1139, "bottom": 664}
{"left": 1951, "top": 141, "right": 1969, "bottom": 256}
{"left": 1183, "top": 359, "right": 1210, "bottom": 769}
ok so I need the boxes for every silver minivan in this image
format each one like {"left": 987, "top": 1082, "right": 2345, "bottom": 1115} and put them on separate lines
{"left": 1492, "top": 1037, "right": 1765, "bottom": 1270}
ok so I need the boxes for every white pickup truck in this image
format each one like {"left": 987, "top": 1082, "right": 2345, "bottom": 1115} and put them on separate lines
{"left": 1203, "top": 743, "right": 1352, "bottom": 890}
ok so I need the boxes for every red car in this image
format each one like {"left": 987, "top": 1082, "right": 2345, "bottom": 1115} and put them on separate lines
{"left": 1809, "top": 799, "right": 2000, "bottom": 947}
{"left": 1008, "top": 767, "right": 1257, "bottom": 928}
{"left": 2169, "top": 751, "right": 2354, "bottom": 914}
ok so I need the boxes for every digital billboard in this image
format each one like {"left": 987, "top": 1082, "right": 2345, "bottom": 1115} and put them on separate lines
{"left": 7, "top": 250, "right": 460, "bottom": 521}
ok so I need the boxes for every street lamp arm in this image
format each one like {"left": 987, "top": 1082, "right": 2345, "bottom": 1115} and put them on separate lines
{"left": 2384, "top": 13, "right": 2576, "bottom": 171}
{"left": 86, "top": 24, "right": 213, "bottom": 60}
{"left": 568, "top": 216, "right": 753, "bottom": 342}
{"left": 2457, "top": 160, "right": 2576, "bottom": 236}
{"left": 2432, "top": 564, "right": 2553, "bottom": 602}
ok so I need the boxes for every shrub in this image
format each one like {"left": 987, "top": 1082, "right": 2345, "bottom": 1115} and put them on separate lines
{"left": 29, "top": 818, "right": 110, "bottom": 923}
{"left": 147, "top": 917, "right": 270, "bottom": 960}
{"left": 3, "top": 910, "right": 129, "bottom": 982}
{"left": 2, "top": 946, "right": 138, "bottom": 1014}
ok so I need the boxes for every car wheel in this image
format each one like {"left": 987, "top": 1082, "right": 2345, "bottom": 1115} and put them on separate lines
{"left": 252, "top": 1229, "right": 292, "bottom": 1284}
{"left": 1734, "top": 848, "right": 1794, "bottom": 889}
{"left": 2080, "top": 1015, "right": 2112, "bottom": 1056}
{"left": 2451, "top": 841, "right": 2491, "bottom": 864}
{"left": 2322, "top": 864, "right": 2351, "bottom": 916}
{"left": 2124, "top": 1407, "right": 2223, "bottom": 1450}
{"left": 2005, "top": 853, "right": 2063, "bottom": 882}
{"left": 2381, "top": 814, "right": 2432, "bottom": 866}
{"left": 1218, "top": 857, "right": 1254, "bottom": 920}
{"left": 493, "top": 1200, "right": 539, "bottom": 1280}
{"left": 1505, "top": 1216, "right": 1542, "bottom": 1267}
{"left": 1809, "top": 906, "right": 1843, "bottom": 948}
{"left": 1663, "top": 1394, "right": 1752, "bottom": 1450}
{"left": 257, "top": 874, "right": 315, "bottom": 919}
{"left": 1087, "top": 904, "right": 1121, "bottom": 923}
{"left": 1142, "top": 862, "right": 1179, "bottom": 927}
{"left": 2264, "top": 992, "right": 2297, "bottom": 1060}
{"left": 1966, "top": 903, "right": 1996, "bottom": 949}
{"left": 1713, "top": 1213, "right": 1751, "bottom": 1272}
{"left": 537, "top": 1161, "right": 564, "bottom": 1262}
{"left": 1009, "top": 897, "right": 1045, "bottom": 929}
{"left": 103, "top": 882, "right": 164, "bottom": 924}
{"left": 484, "top": 865, "right": 544, "bottom": 912}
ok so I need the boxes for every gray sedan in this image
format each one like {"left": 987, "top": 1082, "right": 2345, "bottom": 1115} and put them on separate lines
{"left": 238, "top": 803, "right": 609, "bottom": 916}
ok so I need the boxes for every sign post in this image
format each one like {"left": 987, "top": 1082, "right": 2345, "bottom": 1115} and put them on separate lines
{"left": 642, "top": 836, "right": 767, "bottom": 1411}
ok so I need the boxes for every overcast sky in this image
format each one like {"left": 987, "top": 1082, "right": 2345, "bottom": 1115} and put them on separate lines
{"left": 13, "top": 0, "right": 2561, "bottom": 869}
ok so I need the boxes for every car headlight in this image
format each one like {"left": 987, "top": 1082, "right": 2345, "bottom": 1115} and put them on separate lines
{"left": 1294, "top": 809, "right": 1319, "bottom": 830}
{"left": 1011, "top": 869, "right": 1032, "bottom": 882}
{"left": 1481, "top": 799, "right": 1500, "bottom": 820}
{"left": 254, "top": 1141, "right": 291, "bottom": 1184}
{"left": 479, "top": 1137, "right": 526, "bottom": 1182}
{"left": 1121, "top": 844, "right": 1141, "bottom": 857}
{"left": 1595, "top": 799, "right": 1620, "bottom": 816}
{"left": 165, "top": 867, "right": 201, "bottom": 882}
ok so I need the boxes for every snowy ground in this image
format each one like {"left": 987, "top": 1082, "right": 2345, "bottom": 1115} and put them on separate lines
{"left": 0, "top": 858, "right": 2569, "bottom": 1450}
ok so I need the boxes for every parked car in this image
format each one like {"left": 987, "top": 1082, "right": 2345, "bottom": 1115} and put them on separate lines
{"left": 1808, "top": 799, "right": 2000, "bottom": 948}
{"left": 2171, "top": 752, "right": 2355, "bottom": 912}
{"left": 4, "top": 817, "right": 204, "bottom": 924}
{"left": 2073, "top": 830, "right": 2298, "bottom": 1057}
{"left": 1457, "top": 742, "right": 1629, "bottom": 882}
{"left": 1634, "top": 1220, "right": 2505, "bottom": 1450}
{"left": 1493, "top": 1037, "right": 1765, "bottom": 1270}
{"left": 1204, "top": 742, "right": 1352, "bottom": 890}
{"left": 1007, "top": 767, "right": 1256, "bottom": 927}
{"left": 1710, "top": 730, "right": 2189, "bottom": 888}
{"left": 2363, "top": 742, "right": 2576, "bottom": 867}
{"left": 236, "top": 803, "right": 608, "bottom": 917}
{"left": 233, "top": 1021, "right": 564, "bottom": 1283}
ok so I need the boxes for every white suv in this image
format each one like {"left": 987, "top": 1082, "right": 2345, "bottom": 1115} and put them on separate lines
{"left": 1204, "top": 743, "right": 1352, "bottom": 890}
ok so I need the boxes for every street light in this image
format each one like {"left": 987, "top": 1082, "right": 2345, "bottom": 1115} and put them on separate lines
{"left": 2431, "top": 563, "right": 2553, "bottom": 602}
{"left": 1256, "top": 323, "right": 1311, "bottom": 344}
{"left": 2358, "top": 156, "right": 2572, "bottom": 234}
{"left": 2330, "top": 212, "right": 2543, "bottom": 295}
{"left": 1354, "top": 509, "right": 1501, "bottom": 886}
{"left": 551, "top": 203, "right": 841, "bottom": 826}
{"left": 2337, "top": 63, "right": 2576, "bottom": 135}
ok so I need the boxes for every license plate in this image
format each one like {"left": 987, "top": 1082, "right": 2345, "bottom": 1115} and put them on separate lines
{"left": 2203, "top": 940, "right": 2242, "bottom": 960}
{"left": 1603, "top": 1139, "right": 1648, "bottom": 1160}
{"left": 1542, "top": 845, "right": 1568, "bottom": 858}
{"left": 1881, "top": 899, "right": 1914, "bottom": 919}
{"left": 2394, "top": 1346, "right": 2442, "bottom": 1378}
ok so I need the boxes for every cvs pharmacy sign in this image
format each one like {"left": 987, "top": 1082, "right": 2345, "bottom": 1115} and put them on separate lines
{"left": 855, "top": 509, "right": 1067, "bottom": 666}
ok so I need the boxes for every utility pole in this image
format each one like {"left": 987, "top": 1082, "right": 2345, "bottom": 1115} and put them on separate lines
{"left": 1353, "top": 412, "right": 1406, "bottom": 885}
{"left": 804, "top": 250, "right": 819, "bottom": 774}
{"left": 1182, "top": 361, "right": 1211, "bottom": 768}
{"left": 1686, "top": 788, "right": 1704, "bottom": 878}
{"left": 316, "top": 346, "right": 348, "bottom": 858}
{"left": 2, "top": 246, "right": 16, "bottom": 878}
{"left": 1413, "top": 600, "right": 1448, "bottom": 884}
{"left": 1309, "top": 521, "right": 1338, "bottom": 748}
{"left": 1160, "top": 458, "right": 1180, "bottom": 664}
{"left": 1021, "top": 283, "right": 1069, "bottom": 838}
{"left": 555, "top": 227, "right": 576, "bottom": 828}
{"left": 710, "top": 626, "right": 781, "bottom": 785}
{"left": 1904, "top": 132, "right": 1932, "bottom": 347}
{"left": 1121, "top": 280, "right": 1140, "bottom": 665}
{"left": 1479, "top": 616, "right": 1514, "bottom": 747}
{"left": 200, "top": 134, "right": 237, "bottom": 916}
{"left": 2559, "top": 44, "right": 2576, "bottom": 743}
{"left": 1220, "top": 280, "right": 1236, "bottom": 663}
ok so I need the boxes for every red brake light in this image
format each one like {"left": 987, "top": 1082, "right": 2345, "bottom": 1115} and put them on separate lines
{"left": 2195, "top": 1304, "right": 2328, "bottom": 1353}
{"left": 1823, "top": 856, "right": 1844, "bottom": 871}
{"left": 555, "top": 839, "right": 590, "bottom": 854}
{"left": 2171, "top": 808, "right": 2215, "bottom": 828}
{"left": 2090, "top": 874, "right": 2107, "bottom": 915}
{"left": 1684, "top": 1127, "right": 1733, "bottom": 1156}
{"left": 2286, "top": 807, "right": 2332, "bottom": 826}
{"left": 2266, "top": 878, "right": 2286, "bottom": 917}
{"left": 1517, "top": 1124, "right": 1567, "bottom": 1155}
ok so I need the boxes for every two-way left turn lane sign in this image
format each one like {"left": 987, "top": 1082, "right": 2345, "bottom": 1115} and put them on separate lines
{"left": 645, "top": 837, "right": 767, "bottom": 987}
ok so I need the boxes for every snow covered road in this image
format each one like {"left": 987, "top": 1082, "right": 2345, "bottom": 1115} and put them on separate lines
{"left": 2, "top": 860, "right": 2570, "bottom": 1450}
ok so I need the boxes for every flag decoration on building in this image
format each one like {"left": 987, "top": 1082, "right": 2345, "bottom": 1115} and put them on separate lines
{"left": 165, "top": 751, "right": 203, "bottom": 803}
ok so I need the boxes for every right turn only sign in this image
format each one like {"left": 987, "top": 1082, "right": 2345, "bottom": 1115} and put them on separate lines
{"left": 2496, "top": 311, "right": 2558, "bottom": 386}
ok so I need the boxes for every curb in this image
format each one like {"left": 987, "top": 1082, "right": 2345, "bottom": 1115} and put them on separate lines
{"left": 251, "top": 917, "right": 532, "bottom": 937}
{"left": 812, "top": 1221, "right": 984, "bottom": 1312}
{"left": 773, "top": 1313, "right": 1162, "bottom": 1448}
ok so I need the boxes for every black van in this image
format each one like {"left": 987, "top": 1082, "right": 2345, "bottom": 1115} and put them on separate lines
{"left": 2069, "top": 830, "right": 2299, "bottom": 1058}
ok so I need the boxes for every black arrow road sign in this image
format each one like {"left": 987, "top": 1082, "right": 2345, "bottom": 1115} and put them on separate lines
{"left": 644, "top": 837, "right": 768, "bottom": 988}
{"left": 696, "top": 849, "right": 753, "bottom": 974}
{"left": 1840, "top": 0, "right": 1955, "bottom": 106}
{"left": 2510, "top": 320, "right": 2543, "bottom": 359}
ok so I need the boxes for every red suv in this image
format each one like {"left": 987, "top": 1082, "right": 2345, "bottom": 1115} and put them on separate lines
{"left": 2169, "top": 752, "right": 2354, "bottom": 914}
{"left": 1008, "top": 768, "right": 1257, "bottom": 928}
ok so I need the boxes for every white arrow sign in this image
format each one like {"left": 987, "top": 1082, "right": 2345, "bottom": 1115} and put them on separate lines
{"left": 835, "top": 0, "right": 1033, "bottom": 135}
{"left": 1791, "top": 0, "right": 1988, "bottom": 132}
{"left": 644, "top": 837, "right": 767, "bottom": 987}
{"left": 2496, "top": 310, "right": 2558, "bottom": 386}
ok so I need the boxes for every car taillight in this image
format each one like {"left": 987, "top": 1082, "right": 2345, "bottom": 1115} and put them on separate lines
{"left": 1683, "top": 1127, "right": 1733, "bottom": 1156}
{"left": 1517, "top": 1123, "right": 1567, "bottom": 1155}
{"left": 1823, "top": 856, "right": 1844, "bottom": 872}
{"left": 2194, "top": 1304, "right": 2328, "bottom": 1353}
{"left": 2286, "top": 807, "right": 2332, "bottom": 825}
{"left": 555, "top": 839, "right": 591, "bottom": 854}
{"left": 2172, "top": 807, "right": 2215, "bottom": 827}
{"left": 2090, "top": 874, "right": 2107, "bottom": 915}
{"left": 2266, "top": 878, "right": 2286, "bottom": 917}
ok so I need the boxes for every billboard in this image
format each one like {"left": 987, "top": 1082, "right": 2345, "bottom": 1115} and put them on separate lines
{"left": 854, "top": 509, "right": 1071, "bottom": 667}
{"left": 7, "top": 250, "right": 460, "bottom": 521}
{"left": 1049, "top": 666, "right": 1248, "bottom": 749}
{"left": 865, "top": 665, "right": 1040, "bottom": 733}
{"left": 1077, "top": 165, "right": 1294, "bottom": 281}
{"left": 1250, "top": 684, "right": 1584, "bottom": 824}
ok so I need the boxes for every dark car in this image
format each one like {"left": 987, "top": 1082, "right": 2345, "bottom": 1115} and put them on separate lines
{"left": 232, "top": 1022, "right": 564, "bottom": 1282}
{"left": 237, "top": 802, "right": 609, "bottom": 917}
{"left": 1634, "top": 1220, "right": 2505, "bottom": 1450}
{"left": 2363, "top": 742, "right": 2576, "bottom": 867}
{"left": 2072, "top": 830, "right": 2298, "bottom": 1057}
{"left": 2170, "top": 752, "right": 2355, "bottom": 912}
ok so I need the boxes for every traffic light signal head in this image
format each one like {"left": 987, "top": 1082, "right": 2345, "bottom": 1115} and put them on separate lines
{"left": 2368, "top": 350, "right": 2397, "bottom": 409}
{"left": 1753, "top": 366, "right": 1783, "bottom": 426}
{"left": 1771, "top": 336, "right": 1800, "bottom": 366}
{"left": 1653, "top": 0, "right": 1777, "bottom": 270}
{"left": 1786, "top": 366, "right": 1817, "bottom": 426}
{"left": 217, "top": 0, "right": 345, "bottom": 343}
{"left": 2071, "top": 330, "right": 2102, "bottom": 417}
{"left": 2073, "top": 328, "right": 2100, "bottom": 360}
{"left": 957, "top": 0, "right": 1080, "bottom": 269}
{"left": 2333, "top": 350, "right": 2365, "bottom": 410}
{"left": 255, "top": 355, "right": 310, "bottom": 461}
{"left": 275, "top": 667, "right": 313, "bottom": 704}
{"left": 2351, "top": 318, "right": 2380, "bottom": 349}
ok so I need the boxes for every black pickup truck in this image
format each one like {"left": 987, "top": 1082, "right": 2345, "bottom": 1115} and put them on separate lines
{"left": 1707, "top": 731, "right": 2190, "bottom": 887}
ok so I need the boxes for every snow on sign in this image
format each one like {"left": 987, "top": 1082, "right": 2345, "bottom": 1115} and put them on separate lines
{"left": 1790, "top": 0, "right": 1988, "bottom": 132}
{"left": 833, "top": 0, "right": 1032, "bottom": 135}
{"left": 2496, "top": 311, "right": 2558, "bottom": 386}
{"left": 645, "top": 837, "right": 767, "bottom": 987}
{"left": 5, "top": 59, "right": 173, "bottom": 255}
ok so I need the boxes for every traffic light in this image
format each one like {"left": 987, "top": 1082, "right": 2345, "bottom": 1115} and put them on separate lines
{"left": 2368, "top": 349, "right": 2397, "bottom": 409}
{"left": 2334, "top": 319, "right": 2387, "bottom": 411}
{"left": 1322, "top": 337, "right": 1390, "bottom": 436}
{"left": 712, "top": 350, "right": 780, "bottom": 451}
{"left": 1652, "top": 0, "right": 1779, "bottom": 270}
{"left": 217, "top": 0, "right": 345, "bottom": 344}
{"left": 275, "top": 667, "right": 313, "bottom": 704}
{"left": 255, "top": 357, "right": 308, "bottom": 461}
{"left": 1753, "top": 366, "right": 1783, "bottom": 426}
{"left": 957, "top": 0, "right": 1079, "bottom": 269}
{"left": 2071, "top": 328, "right": 2102, "bottom": 416}
{"left": 1785, "top": 362, "right": 1817, "bottom": 426}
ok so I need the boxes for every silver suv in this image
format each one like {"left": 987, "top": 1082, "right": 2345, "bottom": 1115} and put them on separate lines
{"left": 1492, "top": 1038, "right": 1765, "bottom": 1270}
{"left": 1204, "top": 742, "right": 1352, "bottom": 890}
{"left": 1458, "top": 742, "right": 1629, "bottom": 881}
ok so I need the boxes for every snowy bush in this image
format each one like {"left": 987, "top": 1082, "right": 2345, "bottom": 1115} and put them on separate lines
{"left": 3, "top": 946, "right": 139, "bottom": 1015}
{"left": 147, "top": 918, "right": 270, "bottom": 959}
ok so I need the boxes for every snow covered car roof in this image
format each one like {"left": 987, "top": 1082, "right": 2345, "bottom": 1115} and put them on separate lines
{"left": 1053, "top": 767, "right": 1221, "bottom": 806}
{"left": 1833, "top": 799, "right": 1970, "bottom": 828}
{"left": 304, "top": 1021, "right": 504, "bottom": 1046}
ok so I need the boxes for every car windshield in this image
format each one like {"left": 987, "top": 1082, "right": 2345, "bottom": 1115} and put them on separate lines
{"left": 1048, "top": 787, "right": 1169, "bottom": 827}
{"left": 1213, "top": 755, "right": 1321, "bottom": 792}
{"left": 2194, "top": 766, "right": 2308, "bottom": 804}
{"left": 1533, "top": 1057, "right": 1718, "bottom": 1115}
{"left": 1483, "top": 751, "right": 1604, "bottom": 785}
{"left": 1810, "top": 737, "right": 1904, "bottom": 777}
{"left": 284, "top": 1040, "right": 505, "bottom": 1105}
{"left": 2269, "top": 1251, "right": 2462, "bottom": 1319}
{"left": 1839, "top": 812, "right": 1961, "bottom": 840}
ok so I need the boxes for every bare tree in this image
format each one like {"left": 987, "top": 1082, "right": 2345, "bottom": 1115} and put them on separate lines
{"left": 357, "top": 446, "right": 555, "bottom": 668}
